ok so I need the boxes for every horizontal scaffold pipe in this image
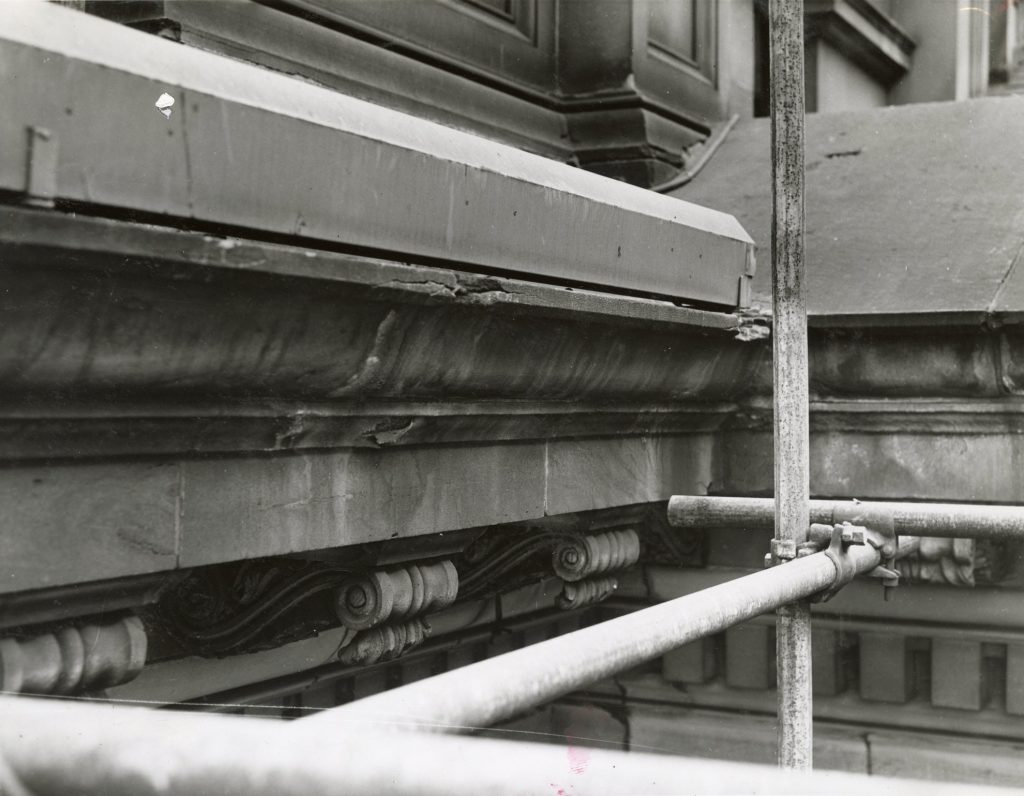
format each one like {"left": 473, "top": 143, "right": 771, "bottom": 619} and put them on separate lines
{"left": 668, "top": 496, "right": 1024, "bottom": 541}
{"left": 0, "top": 696, "right": 1011, "bottom": 796}
{"left": 296, "top": 544, "right": 881, "bottom": 734}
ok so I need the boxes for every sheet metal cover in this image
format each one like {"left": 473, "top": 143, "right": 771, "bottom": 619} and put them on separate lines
{"left": 675, "top": 97, "right": 1024, "bottom": 320}
{"left": 0, "top": 3, "right": 753, "bottom": 308}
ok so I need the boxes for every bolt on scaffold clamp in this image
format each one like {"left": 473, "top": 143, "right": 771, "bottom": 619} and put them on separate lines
{"left": 832, "top": 503, "right": 900, "bottom": 600}
{"left": 764, "top": 503, "right": 901, "bottom": 602}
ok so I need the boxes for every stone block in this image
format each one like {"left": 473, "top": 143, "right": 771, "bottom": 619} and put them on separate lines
{"left": 1007, "top": 643, "right": 1024, "bottom": 716}
{"left": 549, "top": 703, "right": 627, "bottom": 751}
{"left": 486, "top": 632, "right": 518, "bottom": 659}
{"left": 931, "top": 638, "right": 985, "bottom": 711}
{"left": 179, "top": 443, "right": 546, "bottom": 566}
{"left": 725, "top": 624, "right": 774, "bottom": 690}
{"left": 0, "top": 460, "right": 179, "bottom": 594}
{"left": 859, "top": 632, "right": 913, "bottom": 703}
{"left": 299, "top": 683, "right": 338, "bottom": 711}
{"left": 663, "top": 638, "right": 716, "bottom": 684}
{"left": 812, "top": 628, "right": 847, "bottom": 697}
{"left": 445, "top": 644, "right": 477, "bottom": 672}
{"left": 521, "top": 625, "right": 550, "bottom": 648}
{"left": 350, "top": 669, "right": 389, "bottom": 702}
{"left": 399, "top": 655, "right": 436, "bottom": 685}
{"left": 545, "top": 434, "right": 713, "bottom": 516}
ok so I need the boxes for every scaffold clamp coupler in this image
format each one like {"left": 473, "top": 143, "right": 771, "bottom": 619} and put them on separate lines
{"left": 763, "top": 538, "right": 820, "bottom": 568}
{"left": 867, "top": 562, "right": 900, "bottom": 601}
{"left": 832, "top": 504, "right": 899, "bottom": 600}
{"left": 813, "top": 524, "right": 859, "bottom": 603}
{"left": 795, "top": 541, "right": 818, "bottom": 558}
{"left": 763, "top": 538, "right": 796, "bottom": 568}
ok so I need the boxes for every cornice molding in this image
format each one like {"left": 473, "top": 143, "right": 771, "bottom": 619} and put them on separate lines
{"left": 6, "top": 210, "right": 1024, "bottom": 460}
{"left": 804, "top": 0, "right": 915, "bottom": 84}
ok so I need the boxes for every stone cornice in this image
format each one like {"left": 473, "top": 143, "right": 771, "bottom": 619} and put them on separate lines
{"left": 0, "top": 208, "right": 755, "bottom": 459}
{"left": 6, "top": 209, "right": 1024, "bottom": 460}
{"left": 728, "top": 398, "right": 1024, "bottom": 433}
{"left": 804, "top": 0, "right": 915, "bottom": 83}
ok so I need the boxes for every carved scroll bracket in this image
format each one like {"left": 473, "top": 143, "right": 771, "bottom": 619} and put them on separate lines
{"left": 338, "top": 618, "right": 431, "bottom": 667}
{"left": 557, "top": 576, "right": 619, "bottom": 610}
{"left": 334, "top": 561, "right": 458, "bottom": 631}
{"left": 333, "top": 560, "right": 458, "bottom": 667}
{"left": 550, "top": 528, "right": 640, "bottom": 612}
{"left": 553, "top": 529, "right": 641, "bottom": 582}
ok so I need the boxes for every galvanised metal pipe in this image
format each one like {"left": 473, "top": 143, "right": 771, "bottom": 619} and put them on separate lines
{"left": 769, "top": 0, "right": 811, "bottom": 771}
{"left": 1, "top": 696, "right": 1012, "bottom": 796}
{"left": 669, "top": 496, "right": 1024, "bottom": 541}
{"left": 297, "top": 545, "right": 881, "bottom": 736}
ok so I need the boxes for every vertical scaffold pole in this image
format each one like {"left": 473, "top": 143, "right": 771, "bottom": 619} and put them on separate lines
{"left": 769, "top": 0, "right": 811, "bottom": 771}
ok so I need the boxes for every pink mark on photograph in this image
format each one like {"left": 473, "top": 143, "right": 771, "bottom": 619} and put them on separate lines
{"left": 567, "top": 741, "right": 590, "bottom": 774}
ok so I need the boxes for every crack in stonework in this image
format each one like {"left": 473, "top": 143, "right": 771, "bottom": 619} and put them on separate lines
{"left": 274, "top": 413, "right": 308, "bottom": 449}
{"left": 329, "top": 309, "right": 398, "bottom": 397}
{"left": 362, "top": 418, "right": 416, "bottom": 447}
{"left": 735, "top": 305, "right": 772, "bottom": 342}
{"left": 380, "top": 275, "right": 514, "bottom": 302}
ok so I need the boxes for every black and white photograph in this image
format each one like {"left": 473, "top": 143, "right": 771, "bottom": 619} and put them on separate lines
{"left": 0, "top": 0, "right": 1023, "bottom": 792}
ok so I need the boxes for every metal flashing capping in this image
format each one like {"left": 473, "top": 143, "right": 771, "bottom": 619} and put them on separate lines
{"left": 0, "top": 2, "right": 754, "bottom": 308}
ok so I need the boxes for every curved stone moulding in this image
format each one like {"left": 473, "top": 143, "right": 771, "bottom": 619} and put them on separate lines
{"left": 557, "top": 576, "right": 619, "bottom": 610}
{"left": 0, "top": 616, "right": 147, "bottom": 695}
{"left": 335, "top": 561, "right": 459, "bottom": 631}
{"left": 338, "top": 618, "right": 430, "bottom": 667}
{"left": 553, "top": 529, "right": 641, "bottom": 582}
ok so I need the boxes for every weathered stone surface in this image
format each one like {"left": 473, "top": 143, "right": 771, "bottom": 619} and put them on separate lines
{"left": 0, "top": 209, "right": 755, "bottom": 461}
{"left": 662, "top": 639, "right": 716, "bottom": 685}
{"left": 717, "top": 429, "right": 1024, "bottom": 502}
{"left": 859, "top": 632, "right": 914, "bottom": 704}
{"left": 724, "top": 624, "right": 774, "bottom": 690}
{"left": 179, "top": 444, "right": 547, "bottom": 567}
{"left": 675, "top": 97, "right": 1024, "bottom": 321}
{"left": 1, "top": 431, "right": 729, "bottom": 593}
{"left": 812, "top": 629, "right": 848, "bottom": 697}
{"left": 0, "top": 251, "right": 748, "bottom": 406}
{"left": 931, "top": 639, "right": 985, "bottom": 711}
{"left": 546, "top": 435, "right": 714, "bottom": 516}
{"left": 1007, "top": 644, "right": 1024, "bottom": 717}
{"left": 0, "top": 461, "right": 178, "bottom": 594}
{"left": 297, "top": 683, "right": 337, "bottom": 711}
